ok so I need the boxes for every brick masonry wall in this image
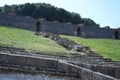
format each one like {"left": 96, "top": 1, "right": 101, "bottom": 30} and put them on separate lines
{"left": 40, "top": 19, "right": 120, "bottom": 39}
{"left": 0, "top": 13, "right": 36, "bottom": 31}
{"left": 0, "top": 13, "right": 119, "bottom": 39}
{"left": 79, "top": 26, "right": 116, "bottom": 39}
{"left": 40, "top": 19, "right": 76, "bottom": 35}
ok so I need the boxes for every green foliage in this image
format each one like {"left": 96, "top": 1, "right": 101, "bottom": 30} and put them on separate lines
{"left": 2, "top": 5, "right": 12, "bottom": 13}
{"left": 20, "top": 3, "right": 36, "bottom": 16}
{"left": 0, "top": 7, "right": 2, "bottom": 12}
{"left": 82, "top": 18, "right": 99, "bottom": 27}
{"left": 72, "top": 13, "right": 82, "bottom": 24}
{"left": 61, "top": 35, "right": 120, "bottom": 61}
{"left": 0, "top": 3, "right": 99, "bottom": 27}
{"left": 0, "top": 25, "right": 69, "bottom": 56}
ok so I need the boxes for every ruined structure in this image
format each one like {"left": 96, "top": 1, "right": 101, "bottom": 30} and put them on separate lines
{"left": 0, "top": 13, "right": 120, "bottom": 39}
{"left": 0, "top": 13, "right": 36, "bottom": 31}
{"left": 38, "top": 19, "right": 120, "bottom": 39}
{"left": 0, "top": 46, "right": 120, "bottom": 79}
{"left": 0, "top": 13, "right": 120, "bottom": 80}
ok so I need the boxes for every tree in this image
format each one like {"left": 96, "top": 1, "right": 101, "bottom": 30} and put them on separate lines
{"left": 2, "top": 5, "right": 12, "bottom": 13}
{"left": 72, "top": 12, "right": 82, "bottom": 24}
{"left": 82, "top": 18, "right": 99, "bottom": 27}
{"left": 0, "top": 3, "right": 99, "bottom": 27}
{"left": 0, "top": 7, "right": 2, "bottom": 12}
{"left": 20, "top": 3, "right": 35, "bottom": 16}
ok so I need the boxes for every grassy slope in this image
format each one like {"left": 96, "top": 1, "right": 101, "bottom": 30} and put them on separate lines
{"left": 61, "top": 35, "right": 120, "bottom": 61}
{"left": 0, "top": 26, "right": 69, "bottom": 56}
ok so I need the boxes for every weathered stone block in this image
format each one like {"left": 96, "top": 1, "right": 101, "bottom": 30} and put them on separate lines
{"left": 93, "top": 72, "right": 103, "bottom": 80}
{"left": 26, "top": 57, "right": 48, "bottom": 68}
{"left": 91, "top": 65, "right": 98, "bottom": 71}
{"left": 93, "top": 72, "right": 118, "bottom": 80}
{"left": 43, "top": 32, "right": 50, "bottom": 38}
{"left": 41, "top": 58, "right": 58, "bottom": 69}
{"left": 57, "top": 61, "right": 70, "bottom": 73}
{"left": 107, "top": 67, "right": 115, "bottom": 78}
{"left": 26, "top": 57, "right": 58, "bottom": 70}
{"left": 26, "top": 57, "right": 42, "bottom": 67}
{"left": 0, "top": 53, "right": 6, "bottom": 64}
{"left": 97, "top": 66, "right": 108, "bottom": 74}
{"left": 73, "top": 45, "right": 84, "bottom": 51}
{"left": 0, "top": 54, "right": 26, "bottom": 66}
{"left": 114, "top": 67, "right": 120, "bottom": 79}
{"left": 5, "top": 54, "right": 26, "bottom": 66}
{"left": 69, "top": 65, "right": 82, "bottom": 77}
{"left": 81, "top": 68, "right": 93, "bottom": 80}
{"left": 104, "top": 58, "right": 113, "bottom": 62}
{"left": 57, "top": 61, "right": 82, "bottom": 77}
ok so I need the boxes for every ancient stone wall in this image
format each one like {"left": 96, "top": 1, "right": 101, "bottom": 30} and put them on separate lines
{"left": 39, "top": 19, "right": 76, "bottom": 35}
{"left": 0, "top": 53, "right": 118, "bottom": 80}
{"left": 0, "top": 13, "right": 120, "bottom": 39}
{"left": 79, "top": 26, "right": 116, "bottom": 39}
{"left": 0, "top": 13, "right": 36, "bottom": 31}
{"left": 39, "top": 19, "right": 120, "bottom": 39}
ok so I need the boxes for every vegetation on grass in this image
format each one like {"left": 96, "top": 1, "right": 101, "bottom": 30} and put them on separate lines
{"left": 0, "top": 25, "right": 69, "bottom": 56}
{"left": 61, "top": 35, "right": 120, "bottom": 61}
{"left": 0, "top": 3, "right": 99, "bottom": 27}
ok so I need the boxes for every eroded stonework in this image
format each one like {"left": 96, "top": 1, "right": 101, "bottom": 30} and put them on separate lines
{"left": 0, "top": 13, "right": 120, "bottom": 39}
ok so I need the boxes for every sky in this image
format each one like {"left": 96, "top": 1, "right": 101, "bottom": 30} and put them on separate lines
{"left": 0, "top": 0, "right": 120, "bottom": 28}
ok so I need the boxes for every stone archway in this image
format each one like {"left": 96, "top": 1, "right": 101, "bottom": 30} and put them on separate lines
{"left": 115, "top": 31, "right": 119, "bottom": 39}
{"left": 36, "top": 21, "right": 41, "bottom": 32}
{"left": 77, "top": 27, "right": 81, "bottom": 36}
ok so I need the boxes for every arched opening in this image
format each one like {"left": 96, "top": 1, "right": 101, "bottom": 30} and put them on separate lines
{"left": 36, "top": 21, "right": 41, "bottom": 32}
{"left": 115, "top": 31, "right": 119, "bottom": 39}
{"left": 77, "top": 27, "right": 81, "bottom": 36}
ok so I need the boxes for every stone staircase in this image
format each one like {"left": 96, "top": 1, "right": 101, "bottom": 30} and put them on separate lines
{"left": 36, "top": 32, "right": 120, "bottom": 79}
{"left": 36, "top": 32, "right": 86, "bottom": 51}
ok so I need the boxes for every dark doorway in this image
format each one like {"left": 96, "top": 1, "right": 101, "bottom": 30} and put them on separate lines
{"left": 36, "top": 21, "right": 41, "bottom": 32}
{"left": 77, "top": 27, "right": 81, "bottom": 36}
{"left": 115, "top": 31, "right": 119, "bottom": 39}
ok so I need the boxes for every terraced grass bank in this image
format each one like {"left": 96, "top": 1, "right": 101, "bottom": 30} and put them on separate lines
{"left": 0, "top": 25, "right": 69, "bottom": 56}
{"left": 0, "top": 25, "right": 120, "bottom": 61}
{"left": 61, "top": 35, "right": 120, "bottom": 61}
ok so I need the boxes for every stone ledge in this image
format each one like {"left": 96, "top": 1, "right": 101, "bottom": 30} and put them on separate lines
{"left": 0, "top": 53, "right": 119, "bottom": 80}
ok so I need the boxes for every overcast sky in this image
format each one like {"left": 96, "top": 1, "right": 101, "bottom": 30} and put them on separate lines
{"left": 0, "top": 0, "right": 120, "bottom": 28}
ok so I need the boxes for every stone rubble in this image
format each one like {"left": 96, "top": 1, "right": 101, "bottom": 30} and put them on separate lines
{"left": 35, "top": 32, "right": 120, "bottom": 79}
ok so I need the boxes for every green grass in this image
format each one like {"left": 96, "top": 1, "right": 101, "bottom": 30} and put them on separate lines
{"left": 0, "top": 25, "right": 69, "bottom": 56}
{"left": 1, "top": 25, "right": 120, "bottom": 60}
{"left": 61, "top": 35, "right": 120, "bottom": 61}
